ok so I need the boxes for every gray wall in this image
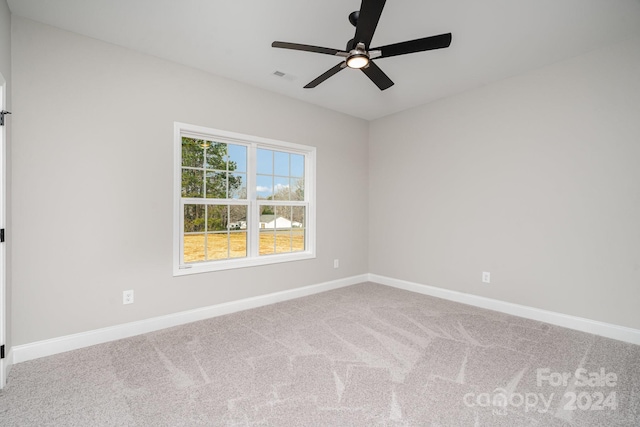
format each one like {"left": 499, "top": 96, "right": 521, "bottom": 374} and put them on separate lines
{"left": 11, "top": 17, "right": 369, "bottom": 345}
{"left": 369, "top": 36, "right": 640, "bottom": 330}
{"left": 10, "top": 15, "right": 640, "bottom": 347}
{"left": 0, "top": 0, "right": 11, "bottom": 354}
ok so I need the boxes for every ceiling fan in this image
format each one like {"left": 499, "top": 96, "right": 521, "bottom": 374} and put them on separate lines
{"left": 272, "top": 0, "right": 452, "bottom": 91}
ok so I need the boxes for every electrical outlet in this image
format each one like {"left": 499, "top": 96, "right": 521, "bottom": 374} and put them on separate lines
{"left": 123, "top": 290, "right": 134, "bottom": 305}
{"left": 482, "top": 272, "right": 491, "bottom": 284}
{"left": 334, "top": 259, "right": 339, "bottom": 269}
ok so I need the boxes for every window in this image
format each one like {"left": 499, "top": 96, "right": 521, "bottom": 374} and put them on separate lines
{"left": 174, "top": 123, "right": 315, "bottom": 275}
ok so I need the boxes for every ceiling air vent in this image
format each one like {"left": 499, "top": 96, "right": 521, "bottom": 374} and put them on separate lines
{"left": 272, "top": 71, "right": 297, "bottom": 82}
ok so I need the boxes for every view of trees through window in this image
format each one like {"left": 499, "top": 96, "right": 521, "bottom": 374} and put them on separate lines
{"left": 181, "top": 137, "right": 306, "bottom": 263}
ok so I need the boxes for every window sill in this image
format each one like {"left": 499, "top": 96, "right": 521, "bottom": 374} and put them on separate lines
{"left": 173, "top": 251, "right": 316, "bottom": 276}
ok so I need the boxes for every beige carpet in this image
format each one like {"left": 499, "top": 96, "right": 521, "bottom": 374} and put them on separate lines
{"left": 1, "top": 282, "right": 639, "bottom": 426}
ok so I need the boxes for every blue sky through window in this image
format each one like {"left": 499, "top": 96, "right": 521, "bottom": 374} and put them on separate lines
{"left": 256, "top": 149, "right": 305, "bottom": 199}
{"left": 228, "top": 144, "right": 246, "bottom": 172}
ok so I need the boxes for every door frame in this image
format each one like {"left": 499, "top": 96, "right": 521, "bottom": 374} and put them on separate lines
{"left": 0, "top": 73, "right": 7, "bottom": 388}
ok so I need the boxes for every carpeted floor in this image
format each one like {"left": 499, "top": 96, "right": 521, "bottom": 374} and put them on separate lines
{"left": 1, "top": 282, "right": 639, "bottom": 426}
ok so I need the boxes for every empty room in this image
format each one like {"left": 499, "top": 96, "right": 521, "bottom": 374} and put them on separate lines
{"left": 0, "top": 0, "right": 639, "bottom": 425}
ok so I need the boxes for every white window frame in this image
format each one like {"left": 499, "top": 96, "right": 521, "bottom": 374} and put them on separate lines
{"left": 173, "top": 122, "right": 316, "bottom": 276}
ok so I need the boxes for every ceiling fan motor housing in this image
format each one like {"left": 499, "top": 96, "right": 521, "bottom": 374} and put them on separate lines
{"left": 348, "top": 11, "right": 359, "bottom": 27}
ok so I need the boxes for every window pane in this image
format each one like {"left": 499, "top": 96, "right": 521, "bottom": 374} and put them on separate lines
{"left": 206, "top": 142, "right": 227, "bottom": 170}
{"left": 182, "top": 169, "right": 204, "bottom": 198}
{"left": 229, "top": 173, "right": 246, "bottom": 199}
{"left": 274, "top": 151, "right": 289, "bottom": 176}
{"left": 257, "top": 175, "right": 273, "bottom": 199}
{"left": 291, "top": 178, "right": 304, "bottom": 201}
{"left": 259, "top": 230, "right": 275, "bottom": 255}
{"left": 182, "top": 138, "right": 205, "bottom": 168}
{"left": 273, "top": 206, "right": 295, "bottom": 254}
{"left": 228, "top": 144, "right": 247, "bottom": 173}
{"left": 183, "top": 234, "right": 205, "bottom": 263}
{"left": 292, "top": 206, "right": 305, "bottom": 228}
{"left": 273, "top": 177, "right": 290, "bottom": 200}
{"left": 292, "top": 229, "right": 305, "bottom": 252}
{"left": 207, "top": 233, "right": 229, "bottom": 260}
{"left": 259, "top": 205, "right": 277, "bottom": 265}
{"left": 291, "top": 154, "right": 304, "bottom": 178}
{"left": 257, "top": 148, "right": 273, "bottom": 174}
{"left": 275, "top": 205, "right": 292, "bottom": 223}
{"left": 183, "top": 203, "right": 207, "bottom": 263}
{"left": 207, "top": 205, "right": 228, "bottom": 231}
{"left": 260, "top": 205, "right": 275, "bottom": 225}
{"left": 229, "top": 231, "right": 247, "bottom": 258}
{"left": 229, "top": 206, "right": 248, "bottom": 258}
{"left": 206, "top": 172, "right": 227, "bottom": 198}
{"left": 184, "top": 204, "right": 205, "bottom": 232}
{"left": 275, "top": 230, "right": 292, "bottom": 254}
{"left": 229, "top": 205, "right": 247, "bottom": 230}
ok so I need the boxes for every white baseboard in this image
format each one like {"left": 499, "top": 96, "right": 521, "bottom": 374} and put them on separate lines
{"left": 11, "top": 274, "right": 368, "bottom": 364}
{"left": 10, "top": 272, "right": 640, "bottom": 365}
{"left": 368, "top": 274, "right": 640, "bottom": 346}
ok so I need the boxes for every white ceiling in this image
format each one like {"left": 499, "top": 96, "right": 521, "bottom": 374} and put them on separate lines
{"left": 7, "top": 0, "right": 640, "bottom": 120}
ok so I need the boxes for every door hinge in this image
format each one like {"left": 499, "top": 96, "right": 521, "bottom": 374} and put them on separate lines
{"left": 1, "top": 345, "right": 4, "bottom": 359}
{"left": 0, "top": 229, "right": 4, "bottom": 243}
{"left": 0, "top": 110, "right": 10, "bottom": 126}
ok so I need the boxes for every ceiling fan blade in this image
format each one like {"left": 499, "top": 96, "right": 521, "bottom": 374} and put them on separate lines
{"left": 373, "top": 33, "right": 452, "bottom": 59}
{"left": 361, "top": 61, "right": 394, "bottom": 90}
{"left": 304, "top": 63, "right": 347, "bottom": 88}
{"left": 272, "top": 41, "right": 345, "bottom": 56}
{"left": 353, "top": 0, "right": 387, "bottom": 49}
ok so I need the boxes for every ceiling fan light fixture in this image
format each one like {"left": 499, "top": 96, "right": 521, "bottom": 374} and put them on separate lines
{"left": 346, "top": 53, "right": 369, "bottom": 69}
